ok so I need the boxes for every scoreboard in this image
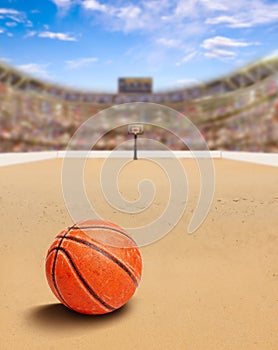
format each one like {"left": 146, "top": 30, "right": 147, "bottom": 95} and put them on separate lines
{"left": 118, "top": 77, "right": 153, "bottom": 94}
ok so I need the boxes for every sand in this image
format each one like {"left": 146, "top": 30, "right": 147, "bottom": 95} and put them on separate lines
{"left": 0, "top": 158, "right": 278, "bottom": 350}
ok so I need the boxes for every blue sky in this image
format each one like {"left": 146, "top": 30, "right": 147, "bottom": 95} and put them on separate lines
{"left": 0, "top": 0, "right": 277, "bottom": 92}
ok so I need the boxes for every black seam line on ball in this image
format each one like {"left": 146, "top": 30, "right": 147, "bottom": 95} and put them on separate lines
{"left": 48, "top": 246, "right": 116, "bottom": 311}
{"left": 48, "top": 224, "right": 77, "bottom": 258}
{"left": 56, "top": 235, "right": 139, "bottom": 287}
{"left": 71, "top": 225, "right": 137, "bottom": 244}
{"left": 50, "top": 226, "right": 74, "bottom": 308}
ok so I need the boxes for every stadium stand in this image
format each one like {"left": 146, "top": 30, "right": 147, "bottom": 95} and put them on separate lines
{"left": 0, "top": 57, "right": 277, "bottom": 152}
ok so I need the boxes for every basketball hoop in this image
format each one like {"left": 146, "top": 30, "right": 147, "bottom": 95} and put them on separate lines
{"left": 128, "top": 124, "right": 144, "bottom": 135}
{"left": 131, "top": 128, "right": 140, "bottom": 135}
{"left": 128, "top": 124, "right": 144, "bottom": 160}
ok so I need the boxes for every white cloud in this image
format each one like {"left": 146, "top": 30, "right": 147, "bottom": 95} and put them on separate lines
{"left": 206, "top": 0, "right": 278, "bottom": 28}
{"left": 174, "top": 0, "right": 229, "bottom": 18}
{"left": 174, "top": 0, "right": 197, "bottom": 17}
{"left": 44, "top": 0, "right": 278, "bottom": 73}
{"left": 26, "top": 20, "right": 33, "bottom": 27}
{"left": 5, "top": 22, "right": 17, "bottom": 27}
{"left": 0, "top": 8, "right": 21, "bottom": 15}
{"left": 0, "top": 28, "right": 14, "bottom": 37}
{"left": 202, "top": 36, "right": 251, "bottom": 50}
{"left": 7, "top": 15, "right": 24, "bottom": 23}
{"left": 24, "top": 30, "right": 37, "bottom": 38}
{"left": 25, "top": 30, "right": 77, "bottom": 41}
{"left": 50, "top": 0, "right": 78, "bottom": 15}
{"left": 16, "top": 63, "right": 50, "bottom": 78}
{"left": 201, "top": 36, "right": 255, "bottom": 58}
{"left": 0, "top": 7, "right": 33, "bottom": 28}
{"left": 80, "top": 0, "right": 170, "bottom": 32}
{"left": 198, "top": 0, "right": 228, "bottom": 11}
{"left": 51, "top": 0, "right": 74, "bottom": 8}
{"left": 112, "top": 4, "right": 144, "bottom": 32}
{"left": 204, "top": 49, "right": 236, "bottom": 58}
{"left": 38, "top": 31, "right": 77, "bottom": 41}
{"left": 206, "top": 15, "right": 251, "bottom": 28}
{"left": 156, "top": 37, "right": 182, "bottom": 48}
{"left": 82, "top": 0, "right": 108, "bottom": 12}
{"left": 0, "top": 8, "right": 26, "bottom": 24}
{"left": 251, "top": 2, "right": 278, "bottom": 26}
{"left": 176, "top": 51, "right": 198, "bottom": 66}
{"left": 77, "top": 0, "right": 278, "bottom": 36}
{"left": 65, "top": 57, "right": 98, "bottom": 69}
{"left": 116, "top": 5, "right": 141, "bottom": 20}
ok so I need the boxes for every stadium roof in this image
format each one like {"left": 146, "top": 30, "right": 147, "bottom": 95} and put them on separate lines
{"left": 0, "top": 56, "right": 277, "bottom": 103}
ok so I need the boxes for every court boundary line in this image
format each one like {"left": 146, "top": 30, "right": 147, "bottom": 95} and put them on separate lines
{"left": 0, "top": 150, "right": 277, "bottom": 167}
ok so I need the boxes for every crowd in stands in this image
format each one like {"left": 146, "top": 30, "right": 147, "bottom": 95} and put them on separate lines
{"left": 0, "top": 62, "right": 278, "bottom": 152}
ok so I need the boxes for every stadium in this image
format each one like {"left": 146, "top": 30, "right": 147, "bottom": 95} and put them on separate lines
{"left": 0, "top": 56, "right": 277, "bottom": 153}
{"left": 1, "top": 36, "right": 278, "bottom": 350}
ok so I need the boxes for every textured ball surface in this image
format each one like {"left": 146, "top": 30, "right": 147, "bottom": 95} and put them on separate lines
{"left": 45, "top": 220, "right": 142, "bottom": 315}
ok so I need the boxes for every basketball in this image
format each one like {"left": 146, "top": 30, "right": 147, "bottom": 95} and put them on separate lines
{"left": 45, "top": 220, "right": 142, "bottom": 315}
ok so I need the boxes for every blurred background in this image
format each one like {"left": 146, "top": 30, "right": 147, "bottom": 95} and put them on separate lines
{"left": 0, "top": 56, "right": 277, "bottom": 152}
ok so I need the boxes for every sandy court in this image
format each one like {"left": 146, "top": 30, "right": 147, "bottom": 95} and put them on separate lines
{"left": 0, "top": 158, "right": 278, "bottom": 349}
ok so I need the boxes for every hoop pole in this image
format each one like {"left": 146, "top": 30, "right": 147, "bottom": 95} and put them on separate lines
{"left": 134, "top": 133, "right": 138, "bottom": 160}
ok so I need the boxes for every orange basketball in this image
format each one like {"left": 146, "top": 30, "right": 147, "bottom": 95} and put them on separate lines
{"left": 45, "top": 220, "right": 142, "bottom": 315}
